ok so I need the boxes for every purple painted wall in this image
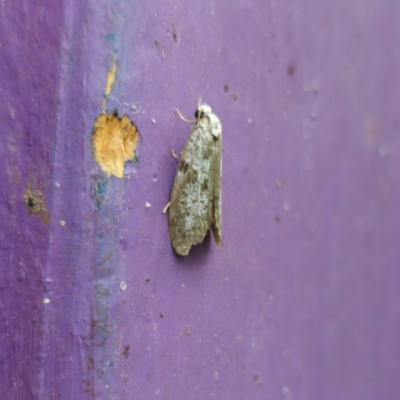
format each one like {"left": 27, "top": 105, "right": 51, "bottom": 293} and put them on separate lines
{"left": 1, "top": 1, "right": 399, "bottom": 399}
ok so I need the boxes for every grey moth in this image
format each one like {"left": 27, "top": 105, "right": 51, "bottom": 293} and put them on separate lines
{"left": 168, "top": 103, "right": 222, "bottom": 256}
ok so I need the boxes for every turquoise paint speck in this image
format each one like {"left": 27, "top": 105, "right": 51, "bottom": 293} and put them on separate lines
{"left": 106, "top": 33, "right": 115, "bottom": 42}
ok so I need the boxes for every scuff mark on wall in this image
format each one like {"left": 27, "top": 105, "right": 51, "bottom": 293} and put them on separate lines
{"left": 92, "top": 111, "right": 140, "bottom": 178}
{"left": 24, "top": 185, "right": 50, "bottom": 224}
{"left": 89, "top": 47, "right": 143, "bottom": 393}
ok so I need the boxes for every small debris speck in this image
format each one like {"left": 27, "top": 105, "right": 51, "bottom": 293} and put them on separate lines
{"left": 287, "top": 62, "right": 296, "bottom": 76}
{"left": 120, "top": 281, "right": 127, "bottom": 292}
{"left": 123, "top": 344, "right": 130, "bottom": 358}
{"left": 185, "top": 326, "right": 192, "bottom": 336}
{"left": 160, "top": 312, "right": 164, "bottom": 318}
{"left": 254, "top": 374, "right": 262, "bottom": 385}
{"left": 145, "top": 202, "right": 152, "bottom": 209}
{"left": 61, "top": 220, "right": 66, "bottom": 226}
{"left": 43, "top": 298, "right": 50, "bottom": 305}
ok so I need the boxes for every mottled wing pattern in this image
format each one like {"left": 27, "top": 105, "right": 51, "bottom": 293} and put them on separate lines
{"left": 169, "top": 117, "right": 216, "bottom": 255}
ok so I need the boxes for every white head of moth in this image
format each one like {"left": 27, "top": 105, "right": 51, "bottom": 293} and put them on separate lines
{"left": 168, "top": 102, "right": 222, "bottom": 256}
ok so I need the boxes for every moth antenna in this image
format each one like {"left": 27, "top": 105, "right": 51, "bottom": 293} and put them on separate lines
{"left": 175, "top": 108, "right": 196, "bottom": 124}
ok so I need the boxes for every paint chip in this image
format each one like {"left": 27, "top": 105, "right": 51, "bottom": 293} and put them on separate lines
{"left": 43, "top": 298, "right": 50, "bottom": 304}
{"left": 24, "top": 185, "right": 50, "bottom": 224}
{"left": 103, "top": 54, "right": 117, "bottom": 111}
{"left": 105, "top": 58, "right": 117, "bottom": 96}
{"left": 145, "top": 202, "right": 151, "bottom": 209}
{"left": 92, "top": 110, "right": 141, "bottom": 178}
{"left": 120, "top": 281, "right": 127, "bottom": 292}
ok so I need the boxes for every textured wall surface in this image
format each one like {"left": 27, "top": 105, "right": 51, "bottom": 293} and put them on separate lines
{"left": 1, "top": 1, "right": 400, "bottom": 399}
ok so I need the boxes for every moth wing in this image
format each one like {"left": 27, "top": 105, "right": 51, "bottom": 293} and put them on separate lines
{"left": 169, "top": 119, "right": 215, "bottom": 255}
{"left": 211, "top": 130, "right": 222, "bottom": 245}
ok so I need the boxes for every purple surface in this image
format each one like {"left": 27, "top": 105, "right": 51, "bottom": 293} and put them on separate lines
{"left": 1, "top": 1, "right": 400, "bottom": 399}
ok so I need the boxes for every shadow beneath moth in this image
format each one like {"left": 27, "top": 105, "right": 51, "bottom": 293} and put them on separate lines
{"left": 168, "top": 103, "right": 222, "bottom": 256}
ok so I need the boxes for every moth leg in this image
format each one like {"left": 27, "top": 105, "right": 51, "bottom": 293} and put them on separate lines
{"left": 175, "top": 108, "right": 196, "bottom": 124}
{"left": 171, "top": 149, "right": 180, "bottom": 159}
{"left": 162, "top": 202, "right": 170, "bottom": 214}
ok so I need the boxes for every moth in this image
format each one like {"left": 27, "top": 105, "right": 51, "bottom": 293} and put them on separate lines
{"left": 168, "top": 103, "right": 222, "bottom": 256}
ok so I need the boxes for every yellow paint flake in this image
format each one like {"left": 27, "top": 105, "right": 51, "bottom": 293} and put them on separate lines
{"left": 103, "top": 54, "right": 117, "bottom": 111}
{"left": 92, "top": 111, "right": 140, "bottom": 178}
{"left": 105, "top": 57, "right": 117, "bottom": 95}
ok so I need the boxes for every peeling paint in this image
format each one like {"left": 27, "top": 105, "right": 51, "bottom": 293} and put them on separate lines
{"left": 24, "top": 185, "right": 50, "bottom": 224}
{"left": 92, "top": 111, "right": 140, "bottom": 178}
{"left": 103, "top": 53, "right": 117, "bottom": 111}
